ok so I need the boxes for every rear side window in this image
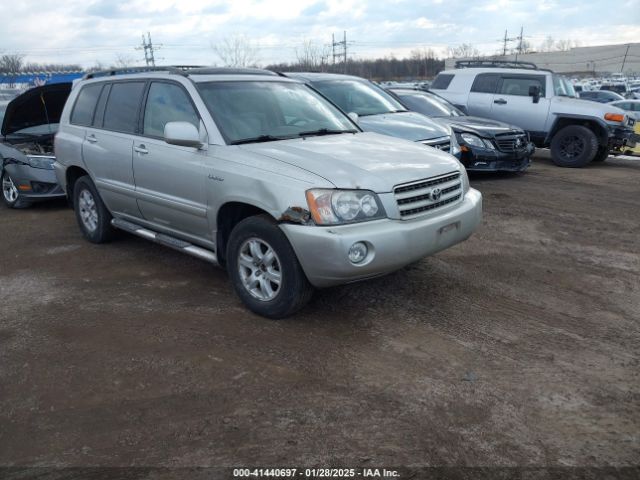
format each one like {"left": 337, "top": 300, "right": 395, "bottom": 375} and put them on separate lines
{"left": 70, "top": 84, "right": 103, "bottom": 126}
{"left": 143, "top": 82, "right": 199, "bottom": 138}
{"left": 103, "top": 82, "right": 146, "bottom": 134}
{"left": 431, "top": 74, "right": 455, "bottom": 90}
{"left": 471, "top": 74, "right": 499, "bottom": 94}
{"left": 498, "top": 76, "right": 546, "bottom": 97}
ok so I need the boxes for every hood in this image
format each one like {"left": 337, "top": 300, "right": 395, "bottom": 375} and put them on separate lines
{"left": 433, "top": 116, "right": 523, "bottom": 138}
{"left": 358, "top": 111, "right": 450, "bottom": 142}
{"left": 239, "top": 132, "right": 461, "bottom": 193}
{"left": 1, "top": 83, "right": 72, "bottom": 136}
{"left": 552, "top": 95, "right": 627, "bottom": 116}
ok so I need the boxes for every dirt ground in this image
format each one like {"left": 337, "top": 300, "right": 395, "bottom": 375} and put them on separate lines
{"left": 1, "top": 152, "right": 639, "bottom": 474}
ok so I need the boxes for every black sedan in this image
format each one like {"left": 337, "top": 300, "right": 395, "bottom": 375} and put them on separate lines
{"left": 388, "top": 88, "right": 535, "bottom": 172}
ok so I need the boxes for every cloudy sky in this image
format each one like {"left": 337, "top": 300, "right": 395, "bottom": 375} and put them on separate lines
{"left": 1, "top": 0, "right": 639, "bottom": 68}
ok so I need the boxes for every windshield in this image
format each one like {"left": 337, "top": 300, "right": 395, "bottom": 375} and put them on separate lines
{"left": 397, "top": 92, "right": 464, "bottom": 117}
{"left": 312, "top": 80, "right": 406, "bottom": 116}
{"left": 553, "top": 75, "right": 576, "bottom": 98}
{"left": 197, "top": 81, "right": 356, "bottom": 144}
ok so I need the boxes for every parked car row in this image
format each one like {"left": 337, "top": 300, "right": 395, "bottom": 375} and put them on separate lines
{"left": 0, "top": 62, "right": 635, "bottom": 317}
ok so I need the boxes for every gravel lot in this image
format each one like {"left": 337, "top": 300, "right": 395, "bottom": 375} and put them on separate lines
{"left": 1, "top": 152, "right": 639, "bottom": 472}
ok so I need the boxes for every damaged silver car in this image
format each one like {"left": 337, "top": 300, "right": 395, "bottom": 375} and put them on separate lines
{"left": 1, "top": 83, "right": 70, "bottom": 208}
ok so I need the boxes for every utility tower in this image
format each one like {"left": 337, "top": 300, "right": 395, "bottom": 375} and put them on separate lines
{"left": 331, "top": 31, "right": 350, "bottom": 74}
{"left": 138, "top": 32, "right": 157, "bottom": 67}
{"left": 499, "top": 29, "right": 519, "bottom": 56}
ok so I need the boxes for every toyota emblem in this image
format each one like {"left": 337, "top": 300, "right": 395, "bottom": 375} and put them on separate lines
{"left": 430, "top": 188, "right": 442, "bottom": 201}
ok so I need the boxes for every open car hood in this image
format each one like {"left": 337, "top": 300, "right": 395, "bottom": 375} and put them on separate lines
{"left": 1, "top": 83, "right": 72, "bottom": 136}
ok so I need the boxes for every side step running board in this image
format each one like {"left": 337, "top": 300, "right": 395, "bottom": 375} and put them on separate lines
{"left": 111, "top": 218, "right": 218, "bottom": 265}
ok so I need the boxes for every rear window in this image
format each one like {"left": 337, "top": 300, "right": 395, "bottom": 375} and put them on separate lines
{"left": 70, "top": 84, "right": 103, "bottom": 126}
{"left": 471, "top": 74, "right": 499, "bottom": 94}
{"left": 431, "top": 74, "right": 455, "bottom": 90}
{"left": 103, "top": 82, "right": 146, "bottom": 134}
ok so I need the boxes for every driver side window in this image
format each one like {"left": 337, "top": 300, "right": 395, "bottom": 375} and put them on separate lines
{"left": 499, "top": 76, "right": 546, "bottom": 97}
{"left": 143, "top": 82, "right": 200, "bottom": 138}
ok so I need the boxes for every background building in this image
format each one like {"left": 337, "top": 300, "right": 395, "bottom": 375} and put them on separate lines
{"left": 445, "top": 43, "right": 639, "bottom": 75}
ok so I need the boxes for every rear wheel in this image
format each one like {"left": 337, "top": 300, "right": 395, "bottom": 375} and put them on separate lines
{"left": 1, "top": 171, "right": 30, "bottom": 209}
{"left": 227, "top": 215, "right": 313, "bottom": 319}
{"left": 73, "top": 175, "right": 114, "bottom": 243}
{"left": 550, "top": 125, "right": 598, "bottom": 167}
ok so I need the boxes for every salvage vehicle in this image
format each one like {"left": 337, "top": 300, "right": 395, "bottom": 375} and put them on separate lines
{"left": 388, "top": 88, "right": 534, "bottom": 172}
{"left": 609, "top": 100, "right": 640, "bottom": 121}
{"left": 281, "top": 72, "right": 461, "bottom": 155}
{"left": 1, "top": 83, "right": 70, "bottom": 208}
{"left": 430, "top": 60, "right": 636, "bottom": 166}
{"left": 54, "top": 67, "right": 482, "bottom": 318}
{"left": 578, "top": 90, "right": 625, "bottom": 103}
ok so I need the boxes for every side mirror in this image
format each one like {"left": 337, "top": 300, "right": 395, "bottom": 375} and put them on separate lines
{"left": 348, "top": 112, "right": 359, "bottom": 124}
{"left": 164, "top": 121, "right": 204, "bottom": 148}
{"left": 528, "top": 85, "right": 541, "bottom": 104}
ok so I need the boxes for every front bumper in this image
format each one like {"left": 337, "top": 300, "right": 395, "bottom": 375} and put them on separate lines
{"left": 608, "top": 125, "right": 637, "bottom": 152}
{"left": 4, "top": 163, "right": 65, "bottom": 200}
{"left": 461, "top": 142, "right": 534, "bottom": 172}
{"left": 280, "top": 188, "right": 482, "bottom": 288}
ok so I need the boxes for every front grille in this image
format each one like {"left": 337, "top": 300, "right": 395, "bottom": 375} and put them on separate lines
{"left": 394, "top": 171, "right": 462, "bottom": 218}
{"left": 421, "top": 136, "right": 451, "bottom": 152}
{"left": 495, "top": 132, "right": 527, "bottom": 152}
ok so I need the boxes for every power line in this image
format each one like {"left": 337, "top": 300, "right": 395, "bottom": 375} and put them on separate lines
{"left": 135, "top": 32, "right": 161, "bottom": 67}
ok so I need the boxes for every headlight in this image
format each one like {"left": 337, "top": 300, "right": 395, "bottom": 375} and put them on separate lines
{"left": 306, "top": 189, "right": 387, "bottom": 225}
{"left": 460, "top": 133, "right": 485, "bottom": 148}
{"left": 449, "top": 131, "right": 461, "bottom": 155}
{"left": 27, "top": 156, "right": 55, "bottom": 170}
{"left": 482, "top": 139, "right": 496, "bottom": 150}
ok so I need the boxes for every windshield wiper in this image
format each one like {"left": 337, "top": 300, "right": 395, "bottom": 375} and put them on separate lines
{"left": 230, "top": 135, "right": 291, "bottom": 145}
{"left": 298, "top": 128, "right": 357, "bottom": 137}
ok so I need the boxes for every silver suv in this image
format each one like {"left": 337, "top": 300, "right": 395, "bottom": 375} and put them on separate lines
{"left": 431, "top": 61, "right": 636, "bottom": 167}
{"left": 54, "top": 67, "right": 482, "bottom": 318}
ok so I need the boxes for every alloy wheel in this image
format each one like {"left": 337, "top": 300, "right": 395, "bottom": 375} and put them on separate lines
{"left": 78, "top": 189, "right": 99, "bottom": 232}
{"left": 2, "top": 174, "right": 19, "bottom": 203}
{"left": 559, "top": 135, "right": 585, "bottom": 158}
{"left": 238, "top": 238, "right": 282, "bottom": 301}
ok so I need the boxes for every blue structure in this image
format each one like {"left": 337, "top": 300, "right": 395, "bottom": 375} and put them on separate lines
{"left": 0, "top": 71, "right": 84, "bottom": 87}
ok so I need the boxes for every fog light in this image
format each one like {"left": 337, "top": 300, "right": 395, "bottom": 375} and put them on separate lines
{"left": 348, "top": 242, "right": 368, "bottom": 264}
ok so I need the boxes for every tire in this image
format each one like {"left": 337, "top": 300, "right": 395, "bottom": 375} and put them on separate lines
{"left": 592, "top": 146, "right": 609, "bottom": 162}
{"left": 1, "top": 170, "right": 31, "bottom": 209}
{"left": 73, "top": 175, "right": 114, "bottom": 243}
{"left": 227, "top": 215, "right": 313, "bottom": 319}
{"left": 550, "top": 125, "right": 598, "bottom": 167}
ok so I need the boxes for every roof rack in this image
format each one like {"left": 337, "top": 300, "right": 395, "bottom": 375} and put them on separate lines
{"left": 455, "top": 60, "right": 539, "bottom": 70}
{"left": 83, "top": 66, "right": 203, "bottom": 80}
{"left": 82, "top": 66, "right": 277, "bottom": 80}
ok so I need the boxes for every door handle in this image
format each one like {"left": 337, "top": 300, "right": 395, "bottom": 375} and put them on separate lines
{"left": 86, "top": 135, "right": 98, "bottom": 143}
{"left": 134, "top": 144, "right": 149, "bottom": 154}
{"left": 494, "top": 98, "right": 507, "bottom": 105}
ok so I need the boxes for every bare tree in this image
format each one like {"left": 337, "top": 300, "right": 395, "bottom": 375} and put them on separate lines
{"left": 517, "top": 39, "right": 535, "bottom": 54}
{"left": 0, "top": 54, "right": 25, "bottom": 87}
{"left": 213, "top": 35, "right": 260, "bottom": 67}
{"left": 112, "top": 53, "right": 134, "bottom": 69}
{"left": 295, "top": 40, "right": 328, "bottom": 71}
{"left": 539, "top": 36, "right": 556, "bottom": 52}
{"left": 447, "top": 43, "right": 480, "bottom": 59}
{"left": 555, "top": 39, "right": 575, "bottom": 52}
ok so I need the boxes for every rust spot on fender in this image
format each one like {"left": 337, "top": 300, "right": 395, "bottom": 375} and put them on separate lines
{"left": 279, "top": 206, "right": 311, "bottom": 225}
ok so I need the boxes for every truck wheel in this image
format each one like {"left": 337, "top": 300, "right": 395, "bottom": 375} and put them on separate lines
{"left": 227, "top": 215, "right": 313, "bottom": 319}
{"left": 73, "top": 175, "right": 114, "bottom": 243}
{"left": 592, "top": 146, "right": 609, "bottom": 162}
{"left": 550, "top": 125, "right": 598, "bottom": 167}
{"left": 1, "top": 171, "right": 31, "bottom": 209}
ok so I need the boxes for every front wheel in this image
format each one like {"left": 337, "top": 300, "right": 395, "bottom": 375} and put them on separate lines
{"left": 2, "top": 171, "right": 31, "bottom": 209}
{"left": 73, "top": 175, "right": 114, "bottom": 243}
{"left": 592, "top": 146, "right": 609, "bottom": 162}
{"left": 550, "top": 125, "right": 598, "bottom": 167}
{"left": 227, "top": 215, "right": 313, "bottom": 319}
